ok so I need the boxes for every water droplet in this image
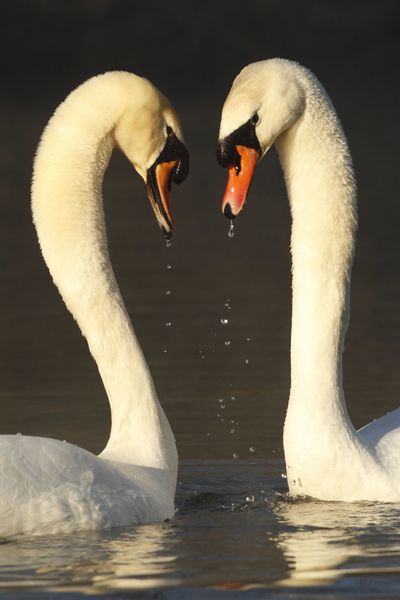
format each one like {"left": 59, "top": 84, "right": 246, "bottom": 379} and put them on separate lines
{"left": 163, "top": 349, "right": 168, "bottom": 353}
{"left": 249, "top": 446, "right": 256, "bottom": 453}
{"left": 166, "top": 264, "right": 172, "bottom": 270}
{"left": 233, "top": 452, "right": 239, "bottom": 460}
{"left": 245, "top": 359, "right": 249, "bottom": 364}
{"left": 16, "top": 432, "right": 22, "bottom": 438}
{"left": 220, "top": 404, "right": 226, "bottom": 410}
{"left": 218, "top": 398, "right": 224, "bottom": 404}
{"left": 230, "top": 395, "right": 235, "bottom": 401}
{"left": 228, "top": 220, "right": 235, "bottom": 238}
{"left": 281, "top": 473, "right": 287, "bottom": 479}
{"left": 165, "top": 239, "right": 172, "bottom": 248}
{"left": 224, "top": 340, "right": 231, "bottom": 346}
{"left": 220, "top": 318, "right": 229, "bottom": 325}
{"left": 165, "top": 290, "right": 171, "bottom": 295}
{"left": 206, "top": 432, "right": 210, "bottom": 437}
{"left": 246, "top": 337, "right": 251, "bottom": 342}
{"left": 230, "top": 428, "right": 236, "bottom": 434}
{"left": 165, "top": 321, "right": 172, "bottom": 327}
{"left": 291, "top": 479, "right": 296, "bottom": 486}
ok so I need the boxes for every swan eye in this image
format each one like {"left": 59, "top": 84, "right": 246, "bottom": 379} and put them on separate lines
{"left": 166, "top": 125, "right": 173, "bottom": 136}
{"left": 250, "top": 113, "right": 259, "bottom": 125}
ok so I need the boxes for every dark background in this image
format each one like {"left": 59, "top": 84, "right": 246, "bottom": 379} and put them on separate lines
{"left": 1, "top": 0, "right": 400, "bottom": 459}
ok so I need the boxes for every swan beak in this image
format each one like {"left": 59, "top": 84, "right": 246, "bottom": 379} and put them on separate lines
{"left": 146, "top": 160, "right": 177, "bottom": 238}
{"left": 221, "top": 145, "right": 259, "bottom": 218}
{"left": 146, "top": 133, "right": 189, "bottom": 238}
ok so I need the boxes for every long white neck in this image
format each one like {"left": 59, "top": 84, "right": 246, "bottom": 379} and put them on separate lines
{"left": 276, "top": 68, "right": 360, "bottom": 488}
{"left": 31, "top": 76, "right": 177, "bottom": 490}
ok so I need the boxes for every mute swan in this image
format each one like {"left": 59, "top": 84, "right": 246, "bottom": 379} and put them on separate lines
{"left": 0, "top": 72, "right": 189, "bottom": 537}
{"left": 217, "top": 59, "right": 400, "bottom": 502}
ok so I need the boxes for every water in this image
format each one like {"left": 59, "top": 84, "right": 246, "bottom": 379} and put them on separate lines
{"left": 2, "top": 462, "right": 400, "bottom": 598}
{"left": 1, "top": 74, "right": 400, "bottom": 597}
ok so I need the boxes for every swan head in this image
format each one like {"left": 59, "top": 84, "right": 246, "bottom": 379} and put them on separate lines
{"left": 216, "top": 59, "right": 305, "bottom": 218}
{"left": 113, "top": 75, "right": 189, "bottom": 237}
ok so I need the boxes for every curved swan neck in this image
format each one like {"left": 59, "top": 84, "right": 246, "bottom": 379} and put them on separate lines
{"left": 31, "top": 74, "right": 177, "bottom": 486}
{"left": 276, "top": 67, "right": 357, "bottom": 431}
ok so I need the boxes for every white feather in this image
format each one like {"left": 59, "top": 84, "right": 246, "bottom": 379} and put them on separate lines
{"left": 1, "top": 72, "right": 181, "bottom": 537}
{"left": 220, "top": 59, "right": 400, "bottom": 502}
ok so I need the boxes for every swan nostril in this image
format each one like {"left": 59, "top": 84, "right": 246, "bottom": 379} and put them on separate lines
{"left": 224, "top": 203, "right": 236, "bottom": 219}
{"left": 233, "top": 147, "right": 241, "bottom": 175}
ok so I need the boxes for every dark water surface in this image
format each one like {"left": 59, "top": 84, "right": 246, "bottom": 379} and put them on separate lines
{"left": 1, "top": 35, "right": 400, "bottom": 598}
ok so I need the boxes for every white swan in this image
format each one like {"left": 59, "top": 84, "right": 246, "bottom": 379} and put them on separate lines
{"left": 0, "top": 72, "right": 189, "bottom": 537}
{"left": 217, "top": 58, "right": 400, "bottom": 502}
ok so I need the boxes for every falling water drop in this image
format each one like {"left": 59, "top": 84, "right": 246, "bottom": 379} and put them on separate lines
{"left": 166, "top": 264, "right": 172, "bottom": 270}
{"left": 165, "top": 290, "right": 171, "bottom": 295}
{"left": 220, "top": 318, "right": 229, "bottom": 325}
{"left": 165, "top": 238, "right": 172, "bottom": 248}
{"left": 233, "top": 452, "right": 239, "bottom": 460}
{"left": 165, "top": 321, "right": 172, "bottom": 327}
{"left": 224, "top": 340, "right": 231, "bottom": 346}
{"left": 249, "top": 446, "right": 256, "bottom": 453}
{"left": 228, "top": 220, "right": 235, "bottom": 238}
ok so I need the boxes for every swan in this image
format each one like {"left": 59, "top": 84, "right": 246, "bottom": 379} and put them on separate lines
{"left": 0, "top": 71, "right": 189, "bottom": 537}
{"left": 217, "top": 58, "right": 400, "bottom": 502}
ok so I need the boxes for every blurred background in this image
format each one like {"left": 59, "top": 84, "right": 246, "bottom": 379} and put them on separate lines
{"left": 1, "top": 0, "right": 400, "bottom": 460}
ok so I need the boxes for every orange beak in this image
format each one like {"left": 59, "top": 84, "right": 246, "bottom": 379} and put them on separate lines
{"left": 146, "top": 160, "right": 178, "bottom": 237}
{"left": 155, "top": 160, "right": 177, "bottom": 226}
{"left": 221, "top": 145, "right": 259, "bottom": 218}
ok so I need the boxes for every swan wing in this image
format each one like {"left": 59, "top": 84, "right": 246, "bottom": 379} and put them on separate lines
{"left": 0, "top": 435, "right": 171, "bottom": 537}
{"left": 358, "top": 408, "right": 400, "bottom": 470}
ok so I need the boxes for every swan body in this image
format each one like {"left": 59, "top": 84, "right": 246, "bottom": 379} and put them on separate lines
{"left": 1, "top": 72, "right": 188, "bottom": 536}
{"left": 217, "top": 59, "right": 400, "bottom": 502}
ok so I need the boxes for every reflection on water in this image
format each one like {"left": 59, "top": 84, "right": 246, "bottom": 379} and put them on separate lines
{"left": 275, "top": 497, "right": 400, "bottom": 589}
{"left": 1, "top": 462, "right": 400, "bottom": 597}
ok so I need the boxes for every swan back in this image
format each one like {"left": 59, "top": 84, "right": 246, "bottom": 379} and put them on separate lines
{"left": 0, "top": 435, "right": 172, "bottom": 537}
